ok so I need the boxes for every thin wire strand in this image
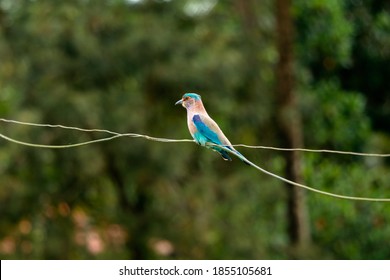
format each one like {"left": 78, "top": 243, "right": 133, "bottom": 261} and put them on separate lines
{"left": 210, "top": 144, "right": 390, "bottom": 202}
{"left": 233, "top": 144, "right": 390, "bottom": 157}
{"left": 0, "top": 118, "right": 127, "bottom": 135}
{"left": 1, "top": 118, "right": 388, "bottom": 157}
{"left": 0, "top": 118, "right": 194, "bottom": 148}
{"left": 1, "top": 118, "right": 389, "bottom": 202}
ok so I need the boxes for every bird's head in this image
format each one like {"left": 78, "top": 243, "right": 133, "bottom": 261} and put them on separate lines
{"left": 175, "top": 93, "right": 202, "bottom": 109}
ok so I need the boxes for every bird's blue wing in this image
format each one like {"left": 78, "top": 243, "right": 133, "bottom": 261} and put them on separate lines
{"left": 192, "top": 114, "right": 248, "bottom": 164}
{"left": 192, "top": 114, "right": 240, "bottom": 162}
{"left": 192, "top": 115, "right": 221, "bottom": 145}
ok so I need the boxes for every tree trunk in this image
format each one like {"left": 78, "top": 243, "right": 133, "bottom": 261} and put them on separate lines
{"left": 275, "top": 0, "right": 311, "bottom": 248}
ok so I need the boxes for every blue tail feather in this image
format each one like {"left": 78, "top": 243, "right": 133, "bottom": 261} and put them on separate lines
{"left": 218, "top": 149, "right": 232, "bottom": 161}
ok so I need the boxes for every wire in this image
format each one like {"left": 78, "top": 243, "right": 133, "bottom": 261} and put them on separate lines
{"left": 211, "top": 144, "right": 390, "bottom": 202}
{"left": 1, "top": 117, "right": 389, "bottom": 202}
{"left": 1, "top": 118, "right": 388, "bottom": 157}
{"left": 0, "top": 118, "right": 194, "bottom": 148}
{"left": 233, "top": 144, "right": 390, "bottom": 157}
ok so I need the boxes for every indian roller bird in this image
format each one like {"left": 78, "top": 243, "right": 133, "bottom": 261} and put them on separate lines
{"left": 175, "top": 93, "right": 248, "bottom": 164}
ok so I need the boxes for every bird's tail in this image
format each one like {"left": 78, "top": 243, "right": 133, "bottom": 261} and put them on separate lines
{"left": 233, "top": 149, "right": 250, "bottom": 165}
{"left": 208, "top": 143, "right": 249, "bottom": 165}
{"left": 219, "top": 150, "right": 233, "bottom": 161}
{"left": 222, "top": 145, "right": 250, "bottom": 165}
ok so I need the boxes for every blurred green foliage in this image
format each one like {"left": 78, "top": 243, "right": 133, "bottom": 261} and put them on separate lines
{"left": 301, "top": 80, "right": 371, "bottom": 151}
{"left": 0, "top": 0, "right": 389, "bottom": 259}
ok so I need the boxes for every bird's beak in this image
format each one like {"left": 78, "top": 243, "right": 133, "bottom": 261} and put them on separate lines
{"left": 175, "top": 99, "right": 183, "bottom": 106}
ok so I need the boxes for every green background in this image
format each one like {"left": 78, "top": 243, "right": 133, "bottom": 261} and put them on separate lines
{"left": 0, "top": 0, "right": 389, "bottom": 259}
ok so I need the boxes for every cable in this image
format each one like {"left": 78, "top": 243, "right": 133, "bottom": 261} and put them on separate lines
{"left": 1, "top": 117, "right": 389, "bottom": 202}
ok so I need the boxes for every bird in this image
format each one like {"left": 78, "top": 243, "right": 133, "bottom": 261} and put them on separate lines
{"left": 175, "top": 93, "right": 248, "bottom": 164}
